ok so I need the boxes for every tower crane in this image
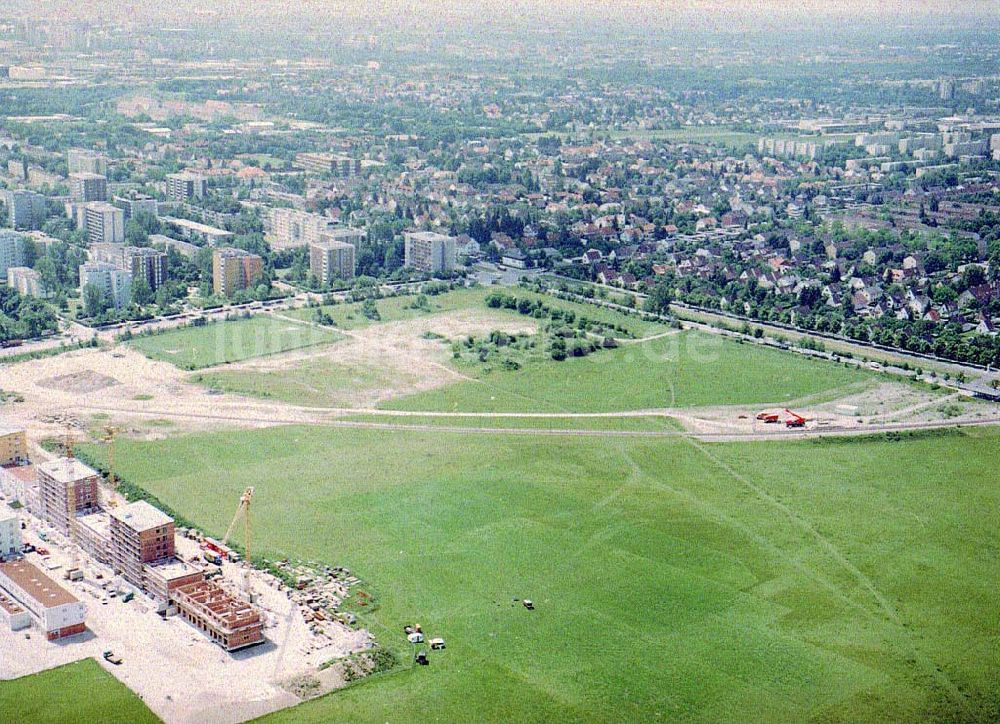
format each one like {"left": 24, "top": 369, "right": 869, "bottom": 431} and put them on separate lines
{"left": 222, "top": 487, "right": 254, "bottom": 597}
{"left": 102, "top": 426, "right": 122, "bottom": 507}
{"left": 63, "top": 424, "right": 81, "bottom": 573}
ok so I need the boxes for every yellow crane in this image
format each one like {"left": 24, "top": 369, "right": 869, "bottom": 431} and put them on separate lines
{"left": 103, "top": 426, "right": 122, "bottom": 508}
{"left": 222, "top": 487, "right": 255, "bottom": 598}
{"left": 63, "top": 425, "right": 81, "bottom": 572}
{"left": 222, "top": 487, "right": 254, "bottom": 564}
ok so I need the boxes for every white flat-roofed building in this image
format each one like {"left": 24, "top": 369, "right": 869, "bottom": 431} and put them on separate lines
{"left": 2, "top": 189, "right": 47, "bottom": 230}
{"left": 166, "top": 172, "right": 207, "bottom": 201}
{"left": 67, "top": 148, "right": 107, "bottom": 176}
{"left": 73, "top": 201, "right": 124, "bottom": 244}
{"left": 0, "top": 590, "right": 31, "bottom": 631}
{"left": 150, "top": 234, "right": 198, "bottom": 258}
{"left": 0, "top": 464, "right": 38, "bottom": 515}
{"left": 69, "top": 172, "right": 107, "bottom": 203}
{"left": 309, "top": 237, "right": 356, "bottom": 284}
{"left": 404, "top": 231, "right": 457, "bottom": 274}
{"left": 113, "top": 193, "right": 157, "bottom": 221}
{"left": 160, "top": 216, "right": 234, "bottom": 245}
{"left": 6, "top": 266, "right": 47, "bottom": 298}
{"left": 266, "top": 207, "right": 333, "bottom": 250}
{"left": 0, "top": 230, "right": 25, "bottom": 278}
{"left": 0, "top": 512, "right": 21, "bottom": 559}
{"left": 0, "top": 559, "right": 87, "bottom": 640}
{"left": 321, "top": 226, "right": 366, "bottom": 248}
{"left": 296, "top": 152, "right": 361, "bottom": 177}
{"left": 79, "top": 261, "right": 132, "bottom": 311}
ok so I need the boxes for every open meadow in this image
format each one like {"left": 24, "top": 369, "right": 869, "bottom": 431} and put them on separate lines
{"left": 77, "top": 424, "right": 1000, "bottom": 723}
{"left": 128, "top": 316, "right": 342, "bottom": 370}
{"left": 193, "top": 288, "right": 871, "bottom": 413}
{"left": 0, "top": 659, "right": 159, "bottom": 724}
{"left": 384, "top": 331, "right": 869, "bottom": 413}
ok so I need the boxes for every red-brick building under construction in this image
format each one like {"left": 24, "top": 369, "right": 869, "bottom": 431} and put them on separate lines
{"left": 172, "top": 580, "right": 264, "bottom": 651}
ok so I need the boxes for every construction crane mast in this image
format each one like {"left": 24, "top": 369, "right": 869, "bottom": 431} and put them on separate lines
{"left": 103, "top": 426, "right": 122, "bottom": 507}
{"left": 222, "top": 487, "right": 255, "bottom": 598}
{"left": 64, "top": 425, "right": 80, "bottom": 572}
{"left": 222, "top": 487, "right": 254, "bottom": 566}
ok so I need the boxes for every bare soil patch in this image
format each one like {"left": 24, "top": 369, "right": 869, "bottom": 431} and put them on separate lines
{"left": 215, "top": 309, "right": 539, "bottom": 407}
{"left": 38, "top": 371, "right": 121, "bottom": 394}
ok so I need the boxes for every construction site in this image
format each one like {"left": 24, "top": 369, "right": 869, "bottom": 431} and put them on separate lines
{"left": 0, "top": 423, "right": 376, "bottom": 723}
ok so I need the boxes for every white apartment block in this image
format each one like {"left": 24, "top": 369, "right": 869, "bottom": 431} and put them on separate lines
{"left": 6, "top": 267, "right": 46, "bottom": 298}
{"left": 74, "top": 202, "right": 125, "bottom": 244}
{"left": 69, "top": 172, "right": 107, "bottom": 203}
{"left": 0, "top": 513, "right": 22, "bottom": 559}
{"left": 0, "top": 230, "right": 25, "bottom": 277}
{"left": 267, "top": 207, "right": 334, "bottom": 250}
{"left": 2, "top": 189, "right": 47, "bottom": 230}
{"left": 166, "top": 172, "right": 207, "bottom": 201}
{"left": 80, "top": 261, "right": 132, "bottom": 310}
{"left": 309, "top": 238, "right": 356, "bottom": 284}
{"left": 67, "top": 148, "right": 108, "bottom": 176}
{"left": 404, "top": 231, "right": 457, "bottom": 274}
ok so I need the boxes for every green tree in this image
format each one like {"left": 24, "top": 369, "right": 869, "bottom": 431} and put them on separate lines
{"left": 125, "top": 220, "right": 149, "bottom": 247}
{"left": 83, "top": 283, "right": 108, "bottom": 318}
{"left": 34, "top": 256, "right": 58, "bottom": 293}
{"left": 644, "top": 283, "right": 673, "bottom": 315}
{"left": 131, "top": 276, "right": 153, "bottom": 307}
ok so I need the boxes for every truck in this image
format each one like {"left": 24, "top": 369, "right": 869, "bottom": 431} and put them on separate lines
{"left": 784, "top": 409, "right": 807, "bottom": 428}
{"left": 203, "top": 550, "right": 223, "bottom": 565}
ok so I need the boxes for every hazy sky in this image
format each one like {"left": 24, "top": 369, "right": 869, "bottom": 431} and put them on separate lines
{"left": 13, "top": 0, "right": 1000, "bottom": 22}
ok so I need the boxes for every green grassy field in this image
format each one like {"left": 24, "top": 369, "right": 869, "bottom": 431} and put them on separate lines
{"left": 127, "top": 316, "right": 342, "bottom": 370}
{"left": 198, "top": 288, "right": 868, "bottom": 412}
{"left": 284, "top": 287, "right": 496, "bottom": 331}
{"left": 287, "top": 286, "right": 663, "bottom": 337}
{"left": 192, "top": 358, "right": 402, "bottom": 407}
{"left": 386, "top": 331, "right": 869, "bottom": 413}
{"left": 81, "top": 425, "right": 1000, "bottom": 723}
{"left": 0, "top": 659, "right": 159, "bottom": 723}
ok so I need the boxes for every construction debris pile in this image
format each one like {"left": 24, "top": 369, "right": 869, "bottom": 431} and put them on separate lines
{"left": 265, "top": 560, "right": 374, "bottom": 656}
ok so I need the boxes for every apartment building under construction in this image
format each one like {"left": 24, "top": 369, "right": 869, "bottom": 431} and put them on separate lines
{"left": 0, "top": 424, "right": 28, "bottom": 466}
{"left": 36, "top": 458, "right": 101, "bottom": 536}
{"left": 109, "top": 500, "right": 177, "bottom": 590}
{"left": 172, "top": 580, "right": 265, "bottom": 651}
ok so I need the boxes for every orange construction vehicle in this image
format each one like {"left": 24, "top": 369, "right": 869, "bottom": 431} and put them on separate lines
{"left": 784, "top": 409, "right": 807, "bottom": 428}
